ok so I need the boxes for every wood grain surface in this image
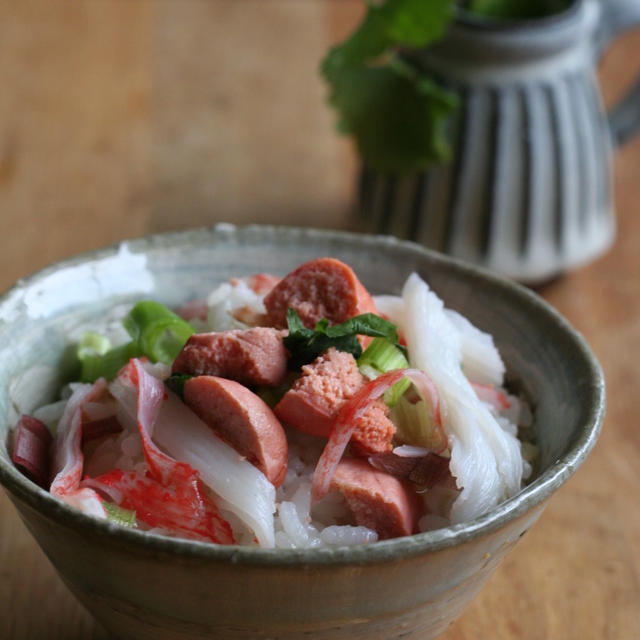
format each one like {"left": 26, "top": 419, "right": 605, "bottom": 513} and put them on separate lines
{"left": 1, "top": 2, "right": 639, "bottom": 639}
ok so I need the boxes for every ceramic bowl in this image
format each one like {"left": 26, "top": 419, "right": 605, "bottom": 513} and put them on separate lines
{"left": 0, "top": 225, "right": 605, "bottom": 639}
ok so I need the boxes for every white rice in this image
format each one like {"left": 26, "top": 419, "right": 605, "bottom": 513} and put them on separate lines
{"left": 205, "top": 280, "right": 266, "bottom": 331}
{"left": 272, "top": 429, "right": 378, "bottom": 548}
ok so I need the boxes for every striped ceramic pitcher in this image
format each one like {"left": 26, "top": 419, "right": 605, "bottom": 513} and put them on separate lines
{"left": 357, "top": 0, "right": 640, "bottom": 283}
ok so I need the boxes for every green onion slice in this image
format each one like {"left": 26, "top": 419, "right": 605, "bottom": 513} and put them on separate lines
{"left": 77, "top": 331, "right": 111, "bottom": 359}
{"left": 357, "top": 337, "right": 411, "bottom": 406}
{"left": 103, "top": 501, "right": 137, "bottom": 528}
{"left": 123, "top": 301, "right": 195, "bottom": 365}
{"left": 77, "top": 301, "right": 195, "bottom": 382}
{"left": 79, "top": 341, "right": 142, "bottom": 383}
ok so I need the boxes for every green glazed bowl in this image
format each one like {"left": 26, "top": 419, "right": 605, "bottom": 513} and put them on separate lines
{"left": 0, "top": 225, "right": 605, "bottom": 639}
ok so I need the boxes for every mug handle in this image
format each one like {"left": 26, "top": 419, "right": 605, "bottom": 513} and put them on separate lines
{"left": 596, "top": 0, "right": 640, "bottom": 146}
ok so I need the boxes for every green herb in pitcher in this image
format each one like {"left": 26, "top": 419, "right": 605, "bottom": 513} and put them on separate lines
{"left": 322, "top": 0, "right": 577, "bottom": 174}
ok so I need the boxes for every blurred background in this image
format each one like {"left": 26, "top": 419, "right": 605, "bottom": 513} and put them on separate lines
{"left": 1, "top": 1, "right": 639, "bottom": 292}
{"left": 0, "top": 1, "right": 366, "bottom": 293}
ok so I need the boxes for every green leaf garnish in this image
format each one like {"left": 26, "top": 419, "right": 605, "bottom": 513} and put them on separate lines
{"left": 164, "top": 372, "right": 193, "bottom": 400}
{"left": 321, "top": 0, "right": 458, "bottom": 173}
{"left": 284, "top": 308, "right": 405, "bottom": 370}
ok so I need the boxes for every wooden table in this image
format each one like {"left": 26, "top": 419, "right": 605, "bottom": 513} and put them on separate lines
{"left": 1, "top": 3, "right": 639, "bottom": 638}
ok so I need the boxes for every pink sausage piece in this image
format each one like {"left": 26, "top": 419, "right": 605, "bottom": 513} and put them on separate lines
{"left": 172, "top": 327, "right": 287, "bottom": 387}
{"left": 329, "top": 458, "right": 422, "bottom": 539}
{"left": 11, "top": 415, "right": 52, "bottom": 488}
{"left": 263, "top": 257, "right": 379, "bottom": 330}
{"left": 183, "top": 375, "right": 288, "bottom": 487}
{"left": 367, "top": 451, "right": 453, "bottom": 489}
{"left": 274, "top": 348, "right": 395, "bottom": 454}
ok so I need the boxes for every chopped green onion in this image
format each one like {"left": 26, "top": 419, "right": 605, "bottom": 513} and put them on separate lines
{"left": 103, "top": 501, "right": 137, "bottom": 527}
{"left": 123, "top": 301, "right": 195, "bottom": 365}
{"left": 358, "top": 363, "right": 381, "bottom": 381}
{"left": 357, "top": 337, "right": 410, "bottom": 406}
{"left": 358, "top": 337, "right": 408, "bottom": 371}
{"left": 77, "top": 331, "right": 111, "bottom": 359}
{"left": 79, "top": 341, "right": 141, "bottom": 383}
{"left": 385, "top": 383, "right": 410, "bottom": 408}
{"left": 77, "top": 301, "right": 195, "bottom": 383}
{"left": 391, "top": 394, "right": 441, "bottom": 449}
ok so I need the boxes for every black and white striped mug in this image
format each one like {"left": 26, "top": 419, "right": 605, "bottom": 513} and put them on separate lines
{"left": 357, "top": 0, "right": 640, "bottom": 283}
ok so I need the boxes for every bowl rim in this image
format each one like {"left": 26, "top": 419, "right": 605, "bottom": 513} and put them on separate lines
{"left": 0, "top": 224, "right": 606, "bottom": 566}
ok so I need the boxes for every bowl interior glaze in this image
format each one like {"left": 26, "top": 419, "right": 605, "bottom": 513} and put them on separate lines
{"left": 0, "top": 225, "right": 605, "bottom": 639}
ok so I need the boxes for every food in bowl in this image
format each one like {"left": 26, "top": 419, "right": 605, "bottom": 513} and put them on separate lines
{"left": 0, "top": 226, "right": 606, "bottom": 640}
{"left": 10, "top": 257, "right": 535, "bottom": 548}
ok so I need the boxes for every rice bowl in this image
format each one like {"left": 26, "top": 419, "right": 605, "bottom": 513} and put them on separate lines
{"left": 0, "top": 225, "right": 605, "bottom": 639}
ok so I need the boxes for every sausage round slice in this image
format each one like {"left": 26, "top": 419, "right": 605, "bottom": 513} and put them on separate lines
{"left": 263, "top": 257, "right": 379, "bottom": 329}
{"left": 274, "top": 348, "right": 395, "bottom": 454}
{"left": 172, "top": 328, "right": 287, "bottom": 387}
{"left": 183, "top": 376, "right": 288, "bottom": 487}
{"left": 329, "top": 458, "right": 421, "bottom": 539}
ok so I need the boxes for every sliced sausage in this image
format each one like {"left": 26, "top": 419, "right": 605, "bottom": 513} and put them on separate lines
{"left": 274, "top": 347, "right": 395, "bottom": 454}
{"left": 263, "top": 257, "right": 379, "bottom": 329}
{"left": 183, "top": 375, "right": 288, "bottom": 487}
{"left": 348, "top": 402, "right": 397, "bottom": 457}
{"left": 329, "top": 458, "right": 422, "bottom": 539}
{"left": 367, "top": 451, "right": 453, "bottom": 489}
{"left": 11, "top": 415, "right": 52, "bottom": 488}
{"left": 172, "top": 327, "right": 287, "bottom": 387}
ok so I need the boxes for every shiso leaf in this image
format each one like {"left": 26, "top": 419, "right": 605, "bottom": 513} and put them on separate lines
{"left": 284, "top": 308, "right": 405, "bottom": 370}
{"left": 164, "top": 373, "right": 193, "bottom": 400}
